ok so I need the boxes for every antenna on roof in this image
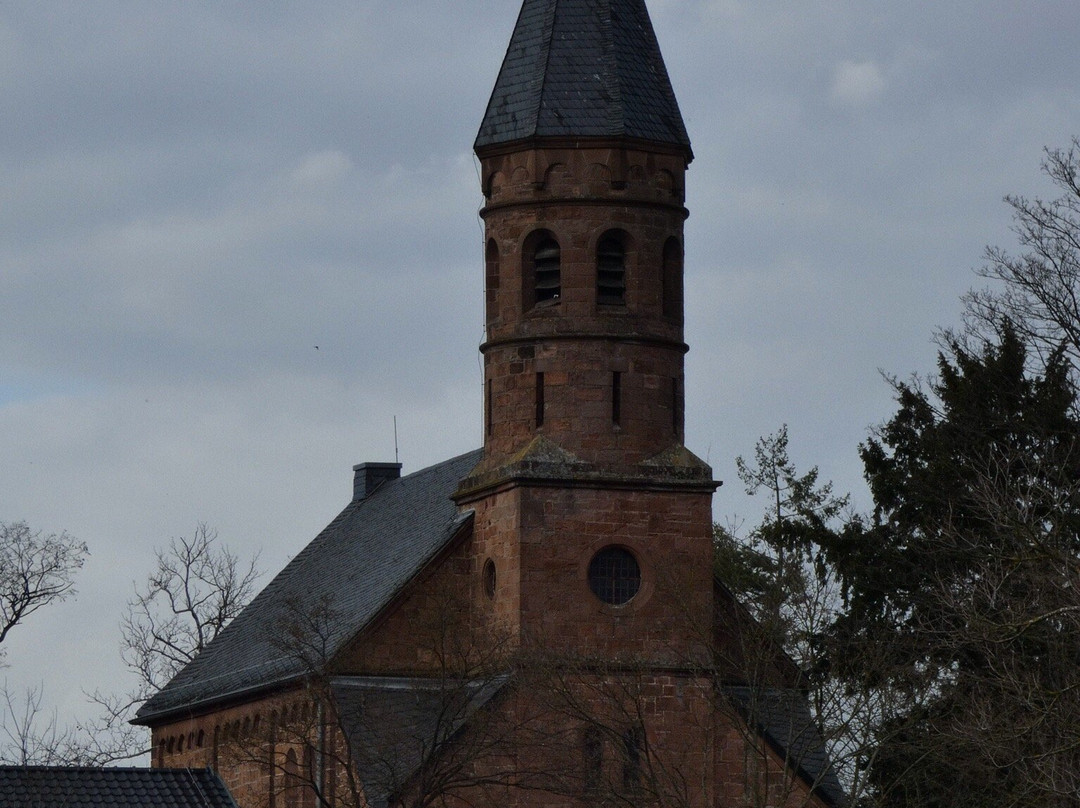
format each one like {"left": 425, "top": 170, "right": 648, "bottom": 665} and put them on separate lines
{"left": 393, "top": 415, "right": 399, "bottom": 465}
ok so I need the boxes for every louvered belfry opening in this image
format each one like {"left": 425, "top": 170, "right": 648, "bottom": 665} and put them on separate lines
{"left": 597, "top": 234, "right": 626, "bottom": 305}
{"left": 533, "top": 237, "right": 561, "bottom": 306}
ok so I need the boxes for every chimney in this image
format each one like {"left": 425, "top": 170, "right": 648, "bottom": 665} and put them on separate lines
{"left": 352, "top": 462, "right": 402, "bottom": 501}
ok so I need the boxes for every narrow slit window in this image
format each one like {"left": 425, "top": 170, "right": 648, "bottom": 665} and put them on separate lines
{"left": 662, "top": 238, "right": 683, "bottom": 322}
{"left": 672, "top": 377, "right": 681, "bottom": 436}
{"left": 597, "top": 235, "right": 626, "bottom": 305}
{"left": 284, "top": 749, "right": 300, "bottom": 808}
{"left": 483, "top": 558, "right": 496, "bottom": 599}
{"left": 486, "top": 378, "right": 493, "bottom": 437}
{"left": 612, "top": 371, "right": 622, "bottom": 426}
{"left": 623, "top": 725, "right": 643, "bottom": 791}
{"left": 485, "top": 239, "right": 500, "bottom": 323}
{"left": 535, "top": 372, "right": 545, "bottom": 428}
{"left": 583, "top": 727, "right": 604, "bottom": 793}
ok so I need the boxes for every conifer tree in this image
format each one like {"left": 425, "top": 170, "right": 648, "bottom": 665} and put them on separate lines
{"left": 825, "top": 323, "right": 1080, "bottom": 808}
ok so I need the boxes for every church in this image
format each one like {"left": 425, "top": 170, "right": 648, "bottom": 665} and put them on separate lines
{"left": 135, "top": 2, "right": 844, "bottom": 807}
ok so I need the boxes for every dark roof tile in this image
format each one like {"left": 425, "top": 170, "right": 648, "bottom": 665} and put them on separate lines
{"left": 0, "top": 767, "right": 238, "bottom": 808}
{"left": 475, "top": 0, "right": 690, "bottom": 154}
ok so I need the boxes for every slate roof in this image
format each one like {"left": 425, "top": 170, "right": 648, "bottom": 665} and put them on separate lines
{"left": 725, "top": 687, "right": 847, "bottom": 807}
{"left": 475, "top": 0, "right": 691, "bottom": 155}
{"left": 0, "top": 767, "right": 238, "bottom": 808}
{"left": 135, "top": 450, "right": 481, "bottom": 723}
{"left": 331, "top": 676, "right": 509, "bottom": 808}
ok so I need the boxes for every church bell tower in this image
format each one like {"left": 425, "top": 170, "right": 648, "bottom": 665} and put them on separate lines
{"left": 456, "top": 0, "right": 717, "bottom": 663}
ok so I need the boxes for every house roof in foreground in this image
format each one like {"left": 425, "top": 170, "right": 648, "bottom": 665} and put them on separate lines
{"left": 475, "top": 0, "right": 691, "bottom": 155}
{"left": 136, "top": 450, "right": 481, "bottom": 724}
{"left": 0, "top": 767, "right": 238, "bottom": 808}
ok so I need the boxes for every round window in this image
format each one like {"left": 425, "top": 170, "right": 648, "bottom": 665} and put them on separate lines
{"left": 587, "top": 547, "right": 641, "bottom": 605}
{"left": 483, "top": 558, "right": 496, "bottom": 600}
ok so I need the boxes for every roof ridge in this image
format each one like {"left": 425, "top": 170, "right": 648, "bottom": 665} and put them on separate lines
{"left": 535, "top": 0, "right": 558, "bottom": 134}
{"left": 599, "top": 1, "right": 623, "bottom": 135}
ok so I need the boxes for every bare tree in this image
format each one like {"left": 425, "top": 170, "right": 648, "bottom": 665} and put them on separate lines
{"left": 0, "top": 684, "right": 83, "bottom": 766}
{"left": 965, "top": 137, "right": 1080, "bottom": 378}
{"left": 75, "top": 524, "right": 261, "bottom": 764}
{"left": 123, "top": 522, "right": 261, "bottom": 693}
{"left": 0, "top": 520, "right": 93, "bottom": 764}
{"left": 0, "top": 520, "right": 87, "bottom": 661}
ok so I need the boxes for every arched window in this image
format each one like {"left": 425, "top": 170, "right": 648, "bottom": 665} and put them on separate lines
{"left": 533, "top": 238, "right": 561, "bottom": 304}
{"left": 662, "top": 237, "right": 683, "bottom": 322}
{"left": 483, "top": 558, "right": 497, "bottom": 599}
{"left": 524, "top": 232, "right": 561, "bottom": 309}
{"left": 597, "top": 233, "right": 626, "bottom": 305}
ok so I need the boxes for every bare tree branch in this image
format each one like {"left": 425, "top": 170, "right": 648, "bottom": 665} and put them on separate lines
{"left": 0, "top": 521, "right": 87, "bottom": 657}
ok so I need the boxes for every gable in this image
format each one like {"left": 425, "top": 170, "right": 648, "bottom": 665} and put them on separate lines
{"left": 136, "top": 450, "right": 482, "bottom": 724}
{"left": 330, "top": 521, "right": 483, "bottom": 675}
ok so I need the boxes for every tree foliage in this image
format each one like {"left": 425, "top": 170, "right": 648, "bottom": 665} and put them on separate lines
{"left": 823, "top": 324, "right": 1080, "bottom": 808}
{"left": 78, "top": 523, "right": 263, "bottom": 763}
{"left": 714, "top": 428, "right": 878, "bottom": 805}
{"left": 718, "top": 425, "right": 848, "bottom": 636}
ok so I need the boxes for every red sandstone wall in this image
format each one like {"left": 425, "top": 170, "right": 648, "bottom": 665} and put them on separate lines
{"left": 516, "top": 485, "right": 713, "bottom": 662}
{"left": 396, "top": 670, "right": 716, "bottom": 808}
{"left": 153, "top": 691, "right": 357, "bottom": 808}
{"left": 484, "top": 339, "right": 686, "bottom": 465}
{"left": 460, "top": 482, "right": 715, "bottom": 663}
{"left": 478, "top": 144, "right": 689, "bottom": 467}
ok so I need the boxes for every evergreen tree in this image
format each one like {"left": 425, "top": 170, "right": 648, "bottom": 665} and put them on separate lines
{"left": 825, "top": 323, "right": 1080, "bottom": 808}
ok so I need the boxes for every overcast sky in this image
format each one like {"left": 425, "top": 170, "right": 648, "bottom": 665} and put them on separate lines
{"left": 2, "top": 0, "right": 1079, "bottom": 738}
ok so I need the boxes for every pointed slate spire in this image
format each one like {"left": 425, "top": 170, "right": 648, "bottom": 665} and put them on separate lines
{"left": 475, "top": 0, "right": 691, "bottom": 158}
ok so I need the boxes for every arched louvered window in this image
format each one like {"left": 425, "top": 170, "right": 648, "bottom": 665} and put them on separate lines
{"left": 597, "top": 233, "right": 626, "bottom": 305}
{"left": 533, "top": 237, "right": 561, "bottom": 305}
